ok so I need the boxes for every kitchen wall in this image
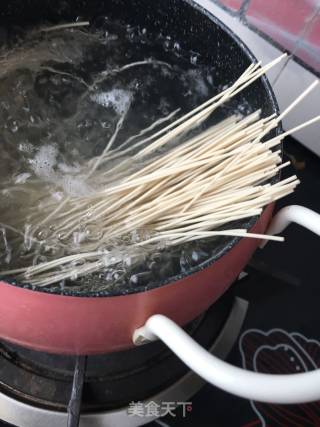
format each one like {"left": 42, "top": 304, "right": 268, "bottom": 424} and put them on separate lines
{"left": 195, "top": 0, "right": 320, "bottom": 156}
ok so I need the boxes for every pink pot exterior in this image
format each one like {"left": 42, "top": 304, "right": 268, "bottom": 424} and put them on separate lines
{"left": 0, "top": 205, "right": 273, "bottom": 355}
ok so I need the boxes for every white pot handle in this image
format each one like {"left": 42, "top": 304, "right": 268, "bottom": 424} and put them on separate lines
{"left": 260, "top": 204, "right": 320, "bottom": 248}
{"left": 133, "top": 205, "right": 320, "bottom": 404}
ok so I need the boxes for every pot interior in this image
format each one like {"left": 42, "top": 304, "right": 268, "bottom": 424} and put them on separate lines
{"left": 0, "top": 0, "right": 281, "bottom": 296}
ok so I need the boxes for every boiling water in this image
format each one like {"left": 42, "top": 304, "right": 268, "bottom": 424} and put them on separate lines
{"left": 0, "top": 19, "right": 252, "bottom": 294}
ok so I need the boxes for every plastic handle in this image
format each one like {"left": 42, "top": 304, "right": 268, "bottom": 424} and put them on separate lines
{"left": 133, "top": 205, "right": 320, "bottom": 404}
{"left": 134, "top": 315, "right": 320, "bottom": 404}
{"left": 260, "top": 205, "right": 320, "bottom": 248}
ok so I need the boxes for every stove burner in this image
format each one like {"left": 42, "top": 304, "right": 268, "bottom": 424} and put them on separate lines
{"left": 0, "top": 287, "right": 235, "bottom": 421}
{"left": 0, "top": 293, "right": 248, "bottom": 427}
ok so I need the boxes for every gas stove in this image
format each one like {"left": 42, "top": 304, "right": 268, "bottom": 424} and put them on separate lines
{"left": 0, "top": 283, "right": 247, "bottom": 427}
{"left": 0, "top": 138, "right": 319, "bottom": 427}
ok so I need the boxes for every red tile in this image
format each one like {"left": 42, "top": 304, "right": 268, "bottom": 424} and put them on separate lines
{"left": 246, "top": 0, "right": 320, "bottom": 72}
{"left": 217, "top": 0, "right": 243, "bottom": 11}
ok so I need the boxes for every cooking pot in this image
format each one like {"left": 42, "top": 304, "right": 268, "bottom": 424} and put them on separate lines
{"left": 0, "top": 0, "right": 320, "bottom": 404}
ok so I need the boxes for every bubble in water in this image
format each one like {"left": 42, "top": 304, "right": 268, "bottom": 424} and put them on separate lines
{"left": 61, "top": 175, "right": 92, "bottom": 197}
{"left": 19, "top": 143, "right": 34, "bottom": 153}
{"left": 36, "top": 229, "right": 48, "bottom": 240}
{"left": 73, "top": 231, "right": 87, "bottom": 246}
{"left": 129, "top": 271, "right": 152, "bottom": 286}
{"left": 51, "top": 192, "right": 64, "bottom": 201}
{"left": 163, "top": 39, "right": 171, "bottom": 50}
{"left": 23, "top": 224, "right": 33, "bottom": 251}
{"left": 191, "top": 248, "right": 209, "bottom": 263}
{"left": 90, "top": 89, "right": 132, "bottom": 115}
{"left": 14, "top": 173, "right": 31, "bottom": 184}
{"left": 0, "top": 228, "right": 12, "bottom": 264}
{"left": 173, "top": 42, "right": 181, "bottom": 51}
{"left": 10, "top": 121, "right": 18, "bottom": 133}
{"left": 29, "top": 144, "right": 58, "bottom": 179}
{"left": 185, "top": 69, "right": 209, "bottom": 97}
{"left": 101, "top": 121, "right": 110, "bottom": 129}
{"left": 180, "top": 250, "right": 193, "bottom": 272}
{"left": 207, "top": 75, "right": 213, "bottom": 86}
{"left": 190, "top": 54, "right": 198, "bottom": 65}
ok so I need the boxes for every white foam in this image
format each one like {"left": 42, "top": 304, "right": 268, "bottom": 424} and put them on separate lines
{"left": 61, "top": 175, "right": 92, "bottom": 197}
{"left": 29, "top": 145, "right": 91, "bottom": 197}
{"left": 91, "top": 89, "right": 132, "bottom": 115}
{"left": 29, "top": 144, "right": 58, "bottom": 179}
{"left": 18, "top": 142, "right": 34, "bottom": 153}
{"left": 58, "top": 162, "right": 81, "bottom": 174}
